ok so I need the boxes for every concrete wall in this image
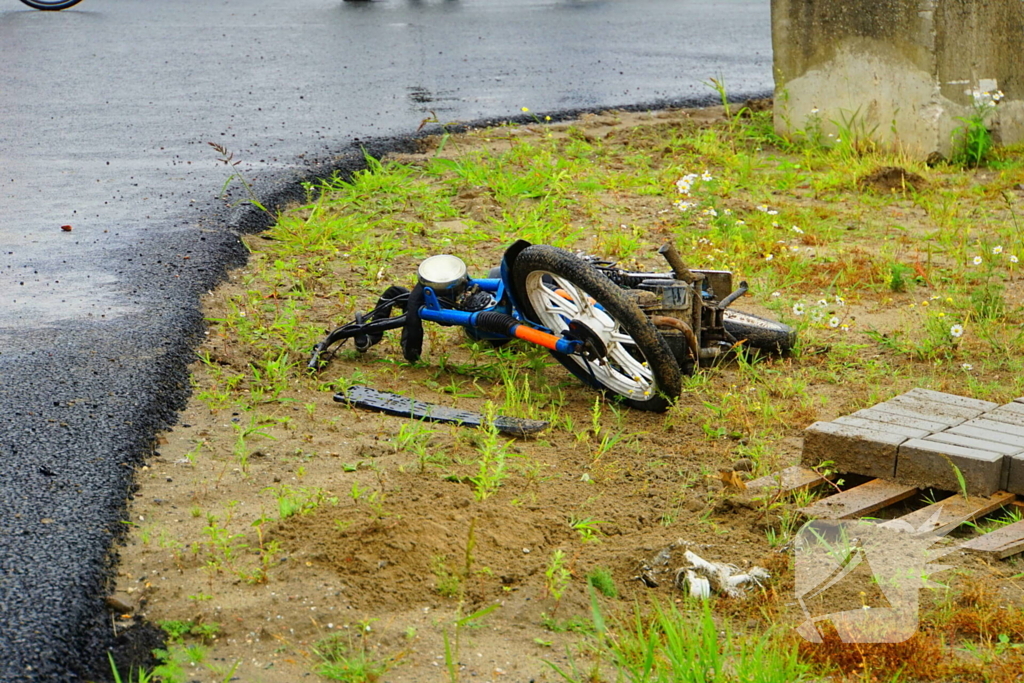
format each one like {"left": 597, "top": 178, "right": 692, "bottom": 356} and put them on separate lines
{"left": 772, "top": 0, "right": 1024, "bottom": 159}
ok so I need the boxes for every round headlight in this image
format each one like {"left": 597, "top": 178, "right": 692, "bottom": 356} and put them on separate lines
{"left": 417, "top": 254, "right": 469, "bottom": 292}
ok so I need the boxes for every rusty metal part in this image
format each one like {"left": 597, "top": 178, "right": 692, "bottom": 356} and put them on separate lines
{"left": 651, "top": 315, "right": 698, "bottom": 361}
{"left": 657, "top": 242, "right": 699, "bottom": 284}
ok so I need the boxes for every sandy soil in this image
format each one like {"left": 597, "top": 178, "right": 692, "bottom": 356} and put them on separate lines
{"left": 108, "top": 106, "right": 1024, "bottom": 683}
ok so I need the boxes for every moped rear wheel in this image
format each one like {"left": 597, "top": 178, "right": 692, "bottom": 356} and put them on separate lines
{"left": 512, "top": 245, "right": 681, "bottom": 412}
{"left": 723, "top": 309, "right": 797, "bottom": 354}
{"left": 19, "top": 0, "right": 83, "bottom": 9}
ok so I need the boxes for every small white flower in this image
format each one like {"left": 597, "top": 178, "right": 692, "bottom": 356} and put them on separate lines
{"left": 723, "top": 208, "right": 733, "bottom": 215}
{"left": 992, "top": 90, "right": 1004, "bottom": 102}
{"left": 674, "top": 200, "right": 695, "bottom": 212}
{"left": 735, "top": 220, "right": 746, "bottom": 226}
{"left": 701, "top": 170, "right": 713, "bottom": 182}
{"left": 1012, "top": 255, "right": 1019, "bottom": 264}
{"left": 829, "top": 317, "right": 840, "bottom": 328}
{"left": 810, "top": 107, "right": 820, "bottom": 115}
{"left": 835, "top": 295, "right": 845, "bottom": 306}
{"left": 765, "top": 254, "right": 774, "bottom": 261}
{"left": 993, "top": 245, "right": 1003, "bottom": 255}
{"left": 972, "top": 256, "right": 983, "bottom": 266}
{"left": 792, "top": 226, "right": 804, "bottom": 234}
{"left": 810, "top": 309, "right": 825, "bottom": 324}
{"left": 702, "top": 208, "right": 718, "bottom": 218}
{"left": 771, "top": 291, "right": 781, "bottom": 298}
{"left": 816, "top": 299, "right": 828, "bottom": 307}
{"left": 950, "top": 324, "right": 965, "bottom": 338}
{"left": 961, "top": 363, "right": 973, "bottom": 371}
{"left": 793, "top": 303, "right": 805, "bottom": 316}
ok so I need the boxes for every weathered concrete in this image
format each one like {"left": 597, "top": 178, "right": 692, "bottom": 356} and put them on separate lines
{"left": 966, "top": 417, "right": 1024, "bottom": 438}
{"left": 946, "top": 423, "right": 1024, "bottom": 448}
{"left": 802, "top": 421, "right": 907, "bottom": 478}
{"left": 888, "top": 394, "right": 989, "bottom": 422}
{"left": 851, "top": 407, "right": 950, "bottom": 433}
{"left": 834, "top": 416, "right": 931, "bottom": 439}
{"left": 904, "top": 388, "right": 998, "bottom": 412}
{"left": 896, "top": 438, "right": 1006, "bottom": 495}
{"left": 870, "top": 401, "right": 965, "bottom": 428}
{"left": 771, "top": 0, "right": 1024, "bottom": 159}
{"left": 925, "top": 431, "right": 1022, "bottom": 456}
{"left": 1007, "top": 454, "right": 1024, "bottom": 495}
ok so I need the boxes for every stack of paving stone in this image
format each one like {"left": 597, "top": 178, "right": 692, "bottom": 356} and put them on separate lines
{"left": 802, "top": 388, "right": 1024, "bottom": 496}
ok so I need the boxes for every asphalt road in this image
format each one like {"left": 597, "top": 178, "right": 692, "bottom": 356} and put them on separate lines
{"left": 0, "top": 0, "right": 772, "bottom": 679}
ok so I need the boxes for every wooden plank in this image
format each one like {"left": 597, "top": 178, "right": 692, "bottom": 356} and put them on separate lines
{"left": 882, "top": 491, "right": 1016, "bottom": 536}
{"left": 960, "top": 519, "right": 1024, "bottom": 559}
{"left": 799, "top": 479, "right": 918, "bottom": 520}
{"left": 747, "top": 465, "right": 827, "bottom": 496}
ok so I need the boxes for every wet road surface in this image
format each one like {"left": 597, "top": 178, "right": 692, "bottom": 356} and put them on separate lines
{"left": 0, "top": 0, "right": 771, "bottom": 678}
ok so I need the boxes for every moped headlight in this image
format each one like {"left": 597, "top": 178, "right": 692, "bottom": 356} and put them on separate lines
{"left": 417, "top": 254, "right": 469, "bottom": 293}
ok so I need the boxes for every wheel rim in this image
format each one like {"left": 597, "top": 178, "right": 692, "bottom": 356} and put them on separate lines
{"left": 524, "top": 270, "right": 656, "bottom": 400}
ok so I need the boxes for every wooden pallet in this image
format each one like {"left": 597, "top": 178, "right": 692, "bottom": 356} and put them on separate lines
{"left": 773, "top": 466, "right": 1024, "bottom": 558}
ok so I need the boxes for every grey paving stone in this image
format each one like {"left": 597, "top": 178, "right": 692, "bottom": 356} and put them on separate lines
{"left": 851, "top": 407, "right": 952, "bottom": 433}
{"left": 963, "top": 417, "right": 1024, "bottom": 438}
{"left": 802, "top": 421, "right": 906, "bottom": 478}
{"left": 998, "top": 401, "right": 1024, "bottom": 415}
{"left": 1007, "top": 453, "right": 1024, "bottom": 495}
{"left": 871, "top": 402, "right": 965, "bottom": 427}
{"left": 924, "top": 432, "right": 1022, "bottom": 455}
{"left": 902, "top": 388, "right": 998, "bottom": 412}
{"left": 888, "top": 394, "right": 988, "bottom": 421}
{"left": 896, "top": 438, "right": 1006, "bottom": 495}
{"left": 946, "top": 423, "right": 1024, "bottom": 448}
{"left": 834, "top": 416, "right": 931, "bottom": 440}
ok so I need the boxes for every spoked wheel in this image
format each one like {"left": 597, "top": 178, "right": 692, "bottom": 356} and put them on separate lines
{"left": 723, "top": 309, "right": 797, "bottom": 355}
{"left": 19, "top": 0, "right": 83, "bottom": 9}
{"left": 512, "top": 245, "right": 681, "bottom": 412}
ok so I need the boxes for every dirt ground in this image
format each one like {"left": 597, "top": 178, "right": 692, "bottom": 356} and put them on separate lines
{"left": 109, "top": 107, "right": 1024, "bottom": 683}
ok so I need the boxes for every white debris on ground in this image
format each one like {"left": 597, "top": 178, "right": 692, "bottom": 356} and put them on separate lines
{"left": 675, "top": 549, "right": 770, "bottom": 599}
{"left": 636, "top": 540, "right": 771, "bottom": 599}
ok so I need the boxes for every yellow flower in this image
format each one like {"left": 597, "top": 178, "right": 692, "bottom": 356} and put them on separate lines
{"left": 521, "top": 107, "right": 530, "bottom": 113}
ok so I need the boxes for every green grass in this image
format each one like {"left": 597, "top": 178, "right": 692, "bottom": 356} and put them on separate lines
{"left": 175, "top": 105, "right": 1024, "bottom": 682}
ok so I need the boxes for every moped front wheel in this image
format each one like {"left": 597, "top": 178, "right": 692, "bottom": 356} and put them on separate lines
{"left": 512, "top": 245, "right": 681, "bottom": 412}
{"left": 19, "top": 0, "right": 83, "bottom": 9}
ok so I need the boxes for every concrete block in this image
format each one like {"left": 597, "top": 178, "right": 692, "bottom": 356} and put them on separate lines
{"left": 981, "top": 412, "right": 1024, "bottom": 429}
{"left": 992, "top": 402, "right": 1024, "bottom": 416}
{"left": 965, "top": 417, "right": 1024, "bottom": 438}
{"left": 871, "top": 402, "right": 965, "bottom": 428}
{"left": 834, "top": 416, "right": 930, "bottom": 440}
{"left": 771, "top": 0, "right": 1024, "bottom": 160}
{"left": 902, "top": 388, "right": 998, "bottom": 412}
{"left": 924, "top": 432, "right": 1022, "bottom": 456}
{"left": 1007, "top": 454, "right": 1024, "bottom": 495}
{"left": 887, "top": 395, "right": 987, "bottom": 421}
{"left": 851, "top": 407, "right": 949, "bottom": 433}
{"left": 945, "top": 424, "right": 1024, "bottom": 449}
{"left": 896, "top": 438, "right": 1006, "bottom": 496}
{"left": 802, "top": 421, "right": 906, "bottom": 479}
